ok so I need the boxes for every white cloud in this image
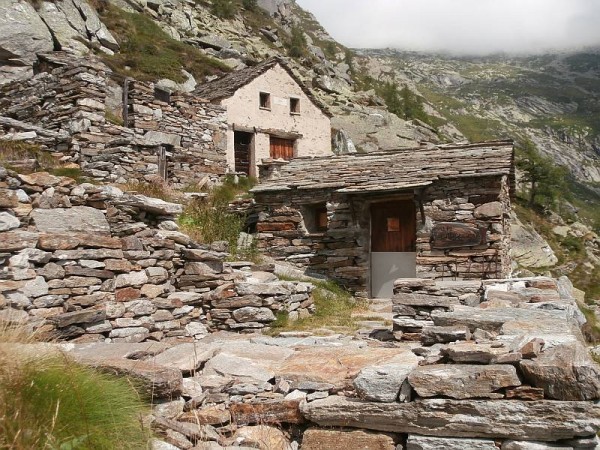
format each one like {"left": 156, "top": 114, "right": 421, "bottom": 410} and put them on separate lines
{"left": 295, "top": 0, "right": 600, "bottom": 54}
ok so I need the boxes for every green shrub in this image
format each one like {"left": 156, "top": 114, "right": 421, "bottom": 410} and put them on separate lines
{"left": 287, "top": 26, "right": 308, "bottom": 58}
{"left": 0, "top": 354, "right": 149, "bottom": 449}
{"left": 211, "top": 0, "right": 236, "bottom": 18}
{"left": 179, "top": 175, "right": 256, "bottom": 252}
{"left": 241, "top": 0, "right": 257, "bottom": 10}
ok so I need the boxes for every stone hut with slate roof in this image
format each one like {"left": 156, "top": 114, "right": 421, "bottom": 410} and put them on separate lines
{"left": 251, "top": 140, "right": 515, "bottom": 297}
{"left": 194, "top": 58, "right": 332, "bottom": 178}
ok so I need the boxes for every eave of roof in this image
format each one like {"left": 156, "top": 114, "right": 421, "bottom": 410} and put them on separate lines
{"left": 251, "top": 140, "right": 515, "bottom": 195}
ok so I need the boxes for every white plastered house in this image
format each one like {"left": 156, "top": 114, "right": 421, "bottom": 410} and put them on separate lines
{"left": 194, "top": 58, "right": 333, "bottom": 177}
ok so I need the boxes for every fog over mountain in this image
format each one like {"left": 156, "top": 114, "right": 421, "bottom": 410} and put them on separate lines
{"left": 295, "top": 0, "right": 600, "bottom": 55}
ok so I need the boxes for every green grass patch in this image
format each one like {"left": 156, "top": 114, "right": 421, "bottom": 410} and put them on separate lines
{"left": 178, "top": 175, "right": 256, "bottom": 255}
{"left": 0, "top": 352, "right": 149, "bottom": 449}
{"left": 269, "top": 279, "right": 368, "bottom": 334}
{"left": 100, "top": 5, "right": 231, "bottom": 83}
{"left": 0, "top": 141, "right": 57, "bottom": 170}
{"left": 445, "top": 113, "right": 507, "bottom": 142}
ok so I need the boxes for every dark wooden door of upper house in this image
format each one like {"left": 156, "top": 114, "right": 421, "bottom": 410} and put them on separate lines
{"left": 234, "top": 131, "right": 253, "bottom": 175}
{"left": 370, "top": 199, "right": 417, "bottom": 298}
{"left": 269, "top": 137, "right": 294, "bottom": 160}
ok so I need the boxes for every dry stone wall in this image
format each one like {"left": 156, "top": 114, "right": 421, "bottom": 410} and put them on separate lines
{"left": 49, "top": 274, "right": 600, "bottom": 450}
{"left": 0, "top": 53, "right": 228, "bottom": 188}
{"left": 0, "top": 168, "right": 314, "bottom": 340}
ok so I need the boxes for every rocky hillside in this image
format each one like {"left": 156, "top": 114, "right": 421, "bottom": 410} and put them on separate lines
{"left": 355, "top": 49, "right": 600, "bottom": 183}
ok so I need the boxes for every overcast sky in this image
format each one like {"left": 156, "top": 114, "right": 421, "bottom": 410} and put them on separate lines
{"left": 294, "top": 0, "right": 600, "bottom": 55}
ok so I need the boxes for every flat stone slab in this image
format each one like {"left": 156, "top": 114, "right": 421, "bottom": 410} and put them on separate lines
{"left": 354, "top": 360, "right": 419, "bottom": 402}
{"left": 32, "top": 206, "right": 110, "bottom": 234}
{"left": 278, "top": 345, "right": 419, "bottom": 389}
{"left": 301, "top": 397, "right": 600, "bottom": 441}
{"left": 408, "top": 364, "right": 521, "bottom": 399}
{"left": 407, "top": 435, "right": 497, "bottom": 450}
{"left": 431, "top": 305, "right": 569, "bottom": 333}
{"left": 520, "top": 343, "right": 600, "bottom": 401}
{"left": 151, "top": 343, "right": 221, "bottom": 373}
{"left": 302, "top": 429, "right": 396, "bottom": 450}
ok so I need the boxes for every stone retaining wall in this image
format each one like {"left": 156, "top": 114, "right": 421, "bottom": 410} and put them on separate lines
{"left": 55, "top": 274, "right": 600, "bottom": 450}
{"left": 0, "top": 52, "right": 228, "bottom": 188}
{"left": 0, "top": 168, "right": 314, "bottom": 341}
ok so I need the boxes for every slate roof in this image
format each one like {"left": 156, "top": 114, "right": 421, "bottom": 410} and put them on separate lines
{"left": 193, "top": 57, "right": 332, "bottom": 117}
{"left": 251, "top": 141, "right": 515, "bottom": 194}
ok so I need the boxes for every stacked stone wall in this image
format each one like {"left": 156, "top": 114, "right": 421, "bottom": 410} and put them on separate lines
{"left": 254, "top": 175, "right": 511, "bottom": 295}
{"left": 0, "top": 167, "right": 314, "bottom": 341}
{"left": 0, "top": 53, "right": 228, "bottom": 188}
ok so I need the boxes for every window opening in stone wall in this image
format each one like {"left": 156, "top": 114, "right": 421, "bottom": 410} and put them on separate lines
{"left": 290, "top": 97, "right": 300, "bottom": 114}
{"left": 154, "top": 87, "right": 171, "bottom": 103}
{"left": 259, "top": 92, "right": 271, "bottom": 110}
{"left": 302, "top": 203, "right": 328, "bottom": 233}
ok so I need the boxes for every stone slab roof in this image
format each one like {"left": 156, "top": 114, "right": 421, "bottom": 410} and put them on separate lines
{"left": 193, "top": 57, "right": 332, "bottom": 117}
{"left": 251, "top": 141, "right": 514, "bottom": 194}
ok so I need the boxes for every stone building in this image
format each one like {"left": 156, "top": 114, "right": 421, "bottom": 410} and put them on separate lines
{"left": 194, "top": 58, "right": 333, "bottom": 177}
{"left": 252, "top": 141, "right": 515, "bottom": 297}
{"left": 0, "top": 52, "right": 228, "bottom": 187}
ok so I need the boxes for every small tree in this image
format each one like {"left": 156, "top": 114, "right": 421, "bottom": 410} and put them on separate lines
{"left": 287, "top": 26, "right": 308, "bottom": 58}
{"left": 517, "top": 139, "right": 568, "bottom": 208}
{"left": 211, "top": 0, "right": 236, "bottom": 19}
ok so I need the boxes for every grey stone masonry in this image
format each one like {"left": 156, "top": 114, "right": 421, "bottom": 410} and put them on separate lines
{"left": 0, "top": 168, "right": 314, "bottom": 341}
{"left": 0, "top": 52, "right": 228, "bottom": 188}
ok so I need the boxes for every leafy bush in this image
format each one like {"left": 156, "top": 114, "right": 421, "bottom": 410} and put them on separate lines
{"left": 179, "top": 175, "right": 256, "bottom": 253}
{"left": 0, "top": 352, "right": 149, "bottom": 449}
{"left": 242, "top": 0, "right": 257, "bottom": 10}
{"left": 211, "top": 0, "right": 236, "bottom": 18}
{"left": 287, "top": 26, "right": 308, "bottom": 58}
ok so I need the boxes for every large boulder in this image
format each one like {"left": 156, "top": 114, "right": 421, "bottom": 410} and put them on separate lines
{"left": 37, "top": 0, "right": 118, "bottom": 54}
{"left": 31, "top": 206, "right": 111, "bottom": 234}
{"left": 0, "top": 0, "right": 53, "bottom": 66}
{"left": 300, "top": 397, "right": 600, "bottom": 442}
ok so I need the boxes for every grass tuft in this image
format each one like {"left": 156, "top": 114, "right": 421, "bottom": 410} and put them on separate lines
{"left": 270, "top": 279, "right": 368, "bottom": 334}
{"left": 0, "top": 324, "right": 149, "bottom": 449}
{"left": 178, "top": 175, "right": 256, "bottom": 255}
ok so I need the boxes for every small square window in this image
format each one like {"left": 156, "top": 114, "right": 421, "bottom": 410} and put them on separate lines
{"left": 259, "top": 92, "right": 271, "bottom": 110}
{"left": 290, "top": 97, "right": 300, "bottom": 114}
{"left": 302, "top": 203, "right": 328, "bottom": 233}
{"left": 154, "top": 87, "right": 171, "bottom": 103}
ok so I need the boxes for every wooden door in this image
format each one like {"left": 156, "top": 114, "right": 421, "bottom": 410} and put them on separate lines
{"left": 370, "top": 200, "right": 416, "bottom": 297}
{"left": 270, "top": 137, "right": 294, "bottom": 160}
{"left": 234, "top": 131, "right": 253, "bottom": 175}
{"left": 371, "top": 200, "right": 416, "bottom": 252}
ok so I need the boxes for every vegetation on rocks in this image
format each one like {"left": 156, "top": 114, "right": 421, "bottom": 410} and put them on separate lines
{"left": 271, "top": 279, "right": 368, "bottom": 334}
{"left": 179, "top": 175, "right": 256, "bottom": 257}
{"left": 0, "top": 329, "right": 149, "bottom": 449}
{"left": 286, "top": 26, "right": 308, "bottom": 58}
{"left": 99, "top": 5, "right": 230, "bottom": 83}
{"left": 516, "top": 139, "right": 570, "bottom": 209}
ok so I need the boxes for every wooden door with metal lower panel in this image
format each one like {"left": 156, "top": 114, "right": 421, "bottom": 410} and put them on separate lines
{"left": 370, "top": 199, "right": 417, "bottom": 298}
